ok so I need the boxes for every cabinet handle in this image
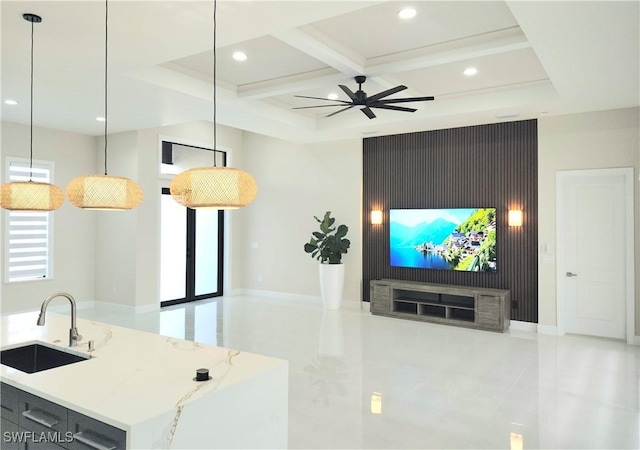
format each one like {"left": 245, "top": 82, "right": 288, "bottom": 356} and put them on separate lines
{"left": 1, "top": 404, "right": 14, "bottom": 413}
{"left": 21, "top": 409, "right": 59, "bottom": 428}
{"left": 72, "top": 432, "right": 116, "bottom": 450}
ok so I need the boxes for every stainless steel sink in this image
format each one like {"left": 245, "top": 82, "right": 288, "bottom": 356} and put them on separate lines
{"left": 1, "top": 342, "right": 90, "bottom": 374}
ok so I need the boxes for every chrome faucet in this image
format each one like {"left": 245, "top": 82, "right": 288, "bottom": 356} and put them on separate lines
{"left": 37, "top": 292, "right": 82, "bottom": 347}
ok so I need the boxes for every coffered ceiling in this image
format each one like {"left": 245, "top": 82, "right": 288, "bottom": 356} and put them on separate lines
{"left": 1, "top": 1, "right": 638, "bottom": 144}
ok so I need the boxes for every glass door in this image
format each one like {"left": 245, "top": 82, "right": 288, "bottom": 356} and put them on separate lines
{"left": 160, "top": 188, "right": 224, "bottom": 306}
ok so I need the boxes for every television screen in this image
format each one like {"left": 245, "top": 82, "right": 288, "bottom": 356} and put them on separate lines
{"left": 390, "top": 208, "right": 497, "bottom": 272}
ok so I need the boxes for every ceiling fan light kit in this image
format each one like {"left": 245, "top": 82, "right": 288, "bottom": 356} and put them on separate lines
{"left": 293, "top": 75, "right": 434, "bottom": 119}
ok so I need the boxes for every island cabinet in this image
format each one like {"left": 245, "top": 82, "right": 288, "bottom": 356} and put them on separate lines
{"left": 370, "top": 279, "right": 510, "bottom": 332}
{"left": 1, "top": 382, "right": 125, "bottom": 449}
{"left": 1, "top": 312, "right": 289, "bottom": 450}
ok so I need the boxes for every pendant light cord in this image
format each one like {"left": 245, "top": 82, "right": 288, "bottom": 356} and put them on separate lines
{"left": 213, "top": 0, "right": 217, "bottom": 167}
{"left": 28, "top": 17, "right": 35, "bottom": 182}
{"left": 103, "top": 0, "right": 109, "bottom": 175}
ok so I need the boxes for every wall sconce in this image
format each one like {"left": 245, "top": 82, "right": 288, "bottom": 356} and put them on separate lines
{"left": 508, "top": 209, "right": 523, "bottom": 227}
{"left": 510, "top": 432, "right": 524, "bottom": 450}
{"left": 371, "top": 210, "right": 383, "bottom": 225}
{"left": 370, "top": 392, "right": 382, "bottom": 414}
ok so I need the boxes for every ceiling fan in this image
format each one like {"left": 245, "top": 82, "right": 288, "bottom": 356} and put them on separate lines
{"left": 293, "top": 75, "right": 434, "bottom": 119}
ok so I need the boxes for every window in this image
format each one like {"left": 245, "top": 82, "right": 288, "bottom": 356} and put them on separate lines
{"left": 4, "top": 158, "right": 56, "bottom": 282}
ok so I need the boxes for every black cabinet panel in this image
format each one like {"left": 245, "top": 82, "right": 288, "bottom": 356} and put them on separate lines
{"left": 68, "top": 410, "right": 126, "bottom": 450}
{"left": 19, "top": 392, "right": 68, "bottom": 437}
{"left": 1, "top": 383, "right": 21, "bottom": 425}
{"left": 1, "top": 383, "right": 126, "bottom": 450}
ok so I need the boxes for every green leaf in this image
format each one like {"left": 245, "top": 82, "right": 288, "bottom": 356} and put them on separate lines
{"left": 304, "top": 211, "right": 350, "bottom": 263}
{"left": 335, "top": 224, "right": 348, "bottom": 238}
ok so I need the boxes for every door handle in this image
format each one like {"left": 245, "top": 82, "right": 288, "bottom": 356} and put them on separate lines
{"left": 566, "top": 272, "right": 578, "bottom": 277}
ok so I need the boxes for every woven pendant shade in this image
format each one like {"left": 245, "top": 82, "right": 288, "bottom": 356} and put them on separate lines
{"left": 66, "top": 174, "right": 143, "bottom": 210}
{"left": 1, "top": 181, "right": 64, "bottom": 211}
{"left": 170, "top": 167, "right": 257, "bottom": 209}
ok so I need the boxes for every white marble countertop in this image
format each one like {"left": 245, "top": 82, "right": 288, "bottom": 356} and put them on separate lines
{"left": 0, "top": 311, "right": 287, "bottom": 433}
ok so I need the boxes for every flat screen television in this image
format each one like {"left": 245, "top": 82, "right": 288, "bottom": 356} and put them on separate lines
{"left": 390, "top": 208, "right": 497, "bottom": 272}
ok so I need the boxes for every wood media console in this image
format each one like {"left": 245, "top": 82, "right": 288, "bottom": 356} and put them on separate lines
{"left": 370, "top": 279, "right": 510, "bottom": 332}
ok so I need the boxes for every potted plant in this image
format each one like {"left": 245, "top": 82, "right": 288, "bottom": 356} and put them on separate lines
{"left": 304, "top": 211, "right": 351, "bottom": 309}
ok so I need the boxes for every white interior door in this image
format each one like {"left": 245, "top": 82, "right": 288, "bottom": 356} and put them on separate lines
{"left": 557, "top": 168, "right": 634, "bottom": 340}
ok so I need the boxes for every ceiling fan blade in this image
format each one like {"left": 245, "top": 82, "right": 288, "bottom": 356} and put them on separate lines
{"left": 294, "top": 95, "right": 350, "bottom": 104}
{"left": 370, "top": 104, "right": 417, "bottom": 113}
{"left": 326, "top": 105, "right": 355, "bottom": 117}
{"left": 377, "top": 96, "right": 435, "bottom": 104}
{"left": 338, "top": 85, "right": 358, "bottom": 102}
{"left": 293, "top": 104, "right": 352, "bottom": 110}
{"left": 361, "top": 107, "right": 376, "bottom": 119}
{"left": 366, "top": 85, "right": 408, "bottom": 102}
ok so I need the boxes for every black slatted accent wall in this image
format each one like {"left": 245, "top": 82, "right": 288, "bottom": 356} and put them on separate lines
{"left": 362, "top": 120, "right": 538, "bottom": 323}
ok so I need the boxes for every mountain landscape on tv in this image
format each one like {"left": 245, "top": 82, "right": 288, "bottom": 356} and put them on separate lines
{"left": 390, "top": 208, "right": 497, "bottom": 272}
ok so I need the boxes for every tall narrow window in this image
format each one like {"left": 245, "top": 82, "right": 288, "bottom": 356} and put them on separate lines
{"left": 4, "top": 158, "right": 56, "bottom": 281}
{"left": 160, "top": 188, "right": 224, "bottom": 306}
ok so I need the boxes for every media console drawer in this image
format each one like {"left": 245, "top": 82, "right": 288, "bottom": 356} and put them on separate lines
{"left": 370, "top": 279, "right": 510, "bottom": 332}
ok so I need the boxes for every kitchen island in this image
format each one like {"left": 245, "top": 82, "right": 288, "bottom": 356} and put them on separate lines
{"left": 0, "top": 311, "right": 288, "bottom": 449}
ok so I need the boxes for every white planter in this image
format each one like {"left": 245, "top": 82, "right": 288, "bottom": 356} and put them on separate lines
{"left": 318, "top": 263, "right": 345, "bottom": 310}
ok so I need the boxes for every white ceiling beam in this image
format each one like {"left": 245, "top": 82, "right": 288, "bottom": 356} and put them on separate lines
{"left": 236, "top": 68, "right": 346, "bottom": 99}
{"left": 272, "top": 25, "right": 366, "bottom": 77}
{"left": 237, "top": 27, "right": 531, "bottom": 101}
{"left": 365, "top": 27, "right": 531, "bottom": 76}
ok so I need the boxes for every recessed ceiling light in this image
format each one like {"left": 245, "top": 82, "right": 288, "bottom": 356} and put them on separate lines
{"left": 232, "top": 51, "right": 247, "bottom": 61}
{"left": 398, "top": 8, "right": 417, "bottom": 19}
{"left": 327, "top": 93, "right": 339, "bottom": 100}
{"left": 96, "top": 116, "right": 106, "bottom": 122}
{"left": 4, "top": 99, "right": 18, "bottom": 105}
{"left": 464, "top": 67, "right": 478, "bottom": 76}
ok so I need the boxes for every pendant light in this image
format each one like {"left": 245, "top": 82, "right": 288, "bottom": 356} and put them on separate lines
{"left": 169, "top": 0, "right": 257, "bottom": 209}
{"left": 66, "top": 0, "right": 142, "bottom": 210}
{"left": 1, "top": 14, "right": 64, "bottom": 211}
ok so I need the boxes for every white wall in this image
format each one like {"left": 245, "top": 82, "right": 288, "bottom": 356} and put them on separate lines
{"left": 239, "top": 132, "right": 362, "bottom": 303}
{"left": 537, "top": 107, "right": 640, "bottom": 335}
{"left": 3, "top": 109, "right": 637, "bottom": 330}
{"left": 93, "top": 131, "right": 140, "bottom": 306}
{"left": 1, "top": 122, "right": 97, "bottom": 313}
{"left": 94, "top": 121, "right": 245, "bottom": 311}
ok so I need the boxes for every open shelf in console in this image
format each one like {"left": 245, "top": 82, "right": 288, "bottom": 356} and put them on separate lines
{"left": 419, "top": 304, "right": 446, "bottom": 318}
{"left": 393, "top": 301, "right": 418, "bottom": 314}
{"left": 440, "top": 294, "right": 474, "bottom": 309}
{"left": 449, "top": 308, "right": 475, "bottom": 322}
{"left": 394, "top": 289, "right": 439, "bottom": 304}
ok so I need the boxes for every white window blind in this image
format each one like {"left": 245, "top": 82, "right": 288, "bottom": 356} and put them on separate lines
{"left": 5, "top": 159, "right": 54, "bottom": 282}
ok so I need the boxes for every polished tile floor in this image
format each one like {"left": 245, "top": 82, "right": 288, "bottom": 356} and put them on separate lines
{"left": 78, "top": 295, "right": 640, "bottom": 449}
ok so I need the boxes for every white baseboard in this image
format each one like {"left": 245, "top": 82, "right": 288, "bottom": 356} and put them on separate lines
{"left": 238, "top": 289, "right": 362, "bottom": 310}
{"left": 134, "top": 303, "right": 160, "bottom": 314}
{"left": 537, "top": 324, "right": 559, "bottom": 335}
{"left": 90, "top": 301, "right": 159, "bottom": 315}
{"left": 509, "top": 320, "right": 537, "bottom": 332}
